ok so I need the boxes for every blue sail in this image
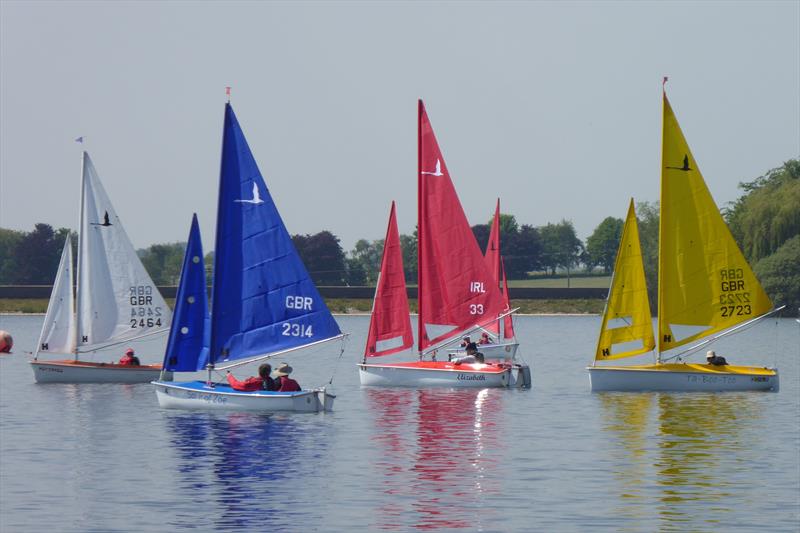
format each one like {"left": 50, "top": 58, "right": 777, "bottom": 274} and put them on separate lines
{"left": 209, "top": 103, "right": 341, "bottom": 366}
{"left": 163, "top": 214, "right": 210, "bottom": 372}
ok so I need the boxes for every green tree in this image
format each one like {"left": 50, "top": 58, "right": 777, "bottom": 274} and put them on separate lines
{"left": 726, "top": 159, "right": 800, "bottom": 263}
{"left": 292, "top": 231, "right": 346, "bottom": 285}
{"left": 400, "top": 231, "right": 418, "bottom": 283}
{"left": 754, "top": 235, "right": 800, "bottom": 314}
{"left": 349, "top": 238, "right": 384, "bottom": 285}
{"left": 539, "top": 220, "right": 582, "bottom": 276}
{"left": 12, "top": 224, "right": 68, "bottom": 284}
{"left": 635, "top": 201, "right": 659, "bottom": 309}
{"left": 0, "top": 228, "right": 24, "bottom": 283}
{"left": 586, "top": 216, "right": 624, "bottom": 273}
{"left": 505, "top": 224, "right": 542, "bottom": 278}
{"left": 139, "top": 242, "right": 186, "bottom": 285}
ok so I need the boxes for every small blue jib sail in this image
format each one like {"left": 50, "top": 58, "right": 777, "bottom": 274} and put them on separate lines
{"left": 209, "top": 103, "right": 341, "bottom": 366}
{"left": 163, "top": 213, "right": 210, "bottom": 372}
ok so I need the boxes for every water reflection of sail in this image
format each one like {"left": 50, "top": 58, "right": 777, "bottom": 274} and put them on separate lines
{"left": 413, "top": 389, "right": 502, "bottom": 530}
{"left": 166, "top": 412, "right": 310, "bottom": 530}
{"left": 598, "top": 393, "right": 655, "bottom": 523}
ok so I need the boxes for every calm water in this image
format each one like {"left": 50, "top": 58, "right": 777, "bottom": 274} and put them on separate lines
{"left": 1, "top": 314, "right": 798, "bottom": 532}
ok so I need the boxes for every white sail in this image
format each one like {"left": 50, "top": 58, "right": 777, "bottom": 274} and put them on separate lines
{"left": 77, "top": 152, "right": 171, "bottom": 349}
{"left": 35, "top": 236, "right": 76, "bottom": 357}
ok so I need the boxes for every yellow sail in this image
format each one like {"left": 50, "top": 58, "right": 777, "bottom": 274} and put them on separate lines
{"left": 595, "top": 199, "right": 655, "bottom": 361}
{"left": 657, "top": 93, "right": 773, "bottom": 353}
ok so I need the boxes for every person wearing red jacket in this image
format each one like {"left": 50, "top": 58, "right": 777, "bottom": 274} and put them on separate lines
{"left": 119, "top": 348, "right": 140, "bottom": 366}
{"left": 274, "top": 363, "right": 301, "bottom": 392}
{"left": 226, "top": 364, "right": 277, "bottom": 392}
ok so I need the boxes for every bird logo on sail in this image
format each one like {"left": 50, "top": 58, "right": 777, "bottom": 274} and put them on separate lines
{"left": 90, "top": 211, "right": 113, "bottom": 227}
{"left": 666, "top": 155, "right": 692, "bottom": 172}
{"left": 421, "top": 159, "right": 444, "bottom": 176}
{"left": 235, "top": 182, "right": 265, "bottom": 205}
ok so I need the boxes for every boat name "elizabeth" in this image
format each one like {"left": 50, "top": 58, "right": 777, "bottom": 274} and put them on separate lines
{"left": 457, "top": 373, "right": 486, "bottom": 381}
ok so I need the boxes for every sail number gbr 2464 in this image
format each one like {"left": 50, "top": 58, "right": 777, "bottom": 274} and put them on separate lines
{"left": 129, "top": 285, "right": 163, "bottom": 329}
{"left": 719, "top": 268, "right": 752, "bottom": 318}
{"left": 283, "top": 296, "right": 314, "bottom": 337}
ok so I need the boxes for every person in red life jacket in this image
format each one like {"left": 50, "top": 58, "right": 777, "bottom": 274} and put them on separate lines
{"left": 478, "top": 332, "right": 492, "bottom": 345}
{"left": 118, "top": 348, "right": 140, "bottom": 366}
{"left": 226, "top": 364, "right": 277, "bottom": 392}
{"left": 274, "top": 363, "right": 301, "bottom": 392}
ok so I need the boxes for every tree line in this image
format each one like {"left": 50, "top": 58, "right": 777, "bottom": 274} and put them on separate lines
{"left": 2, "top": 159, "right": 797, "bottom": 312}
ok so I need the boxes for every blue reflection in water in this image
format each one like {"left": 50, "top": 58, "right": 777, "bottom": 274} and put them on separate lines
{"left": 162, "top": 411, "right": 311, "bottom": 531}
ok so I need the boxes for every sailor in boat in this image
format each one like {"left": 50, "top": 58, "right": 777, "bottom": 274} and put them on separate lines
{"left": 478, "top": 332, "right": 492, "bottom": 345}
{"left": 705, "top": 350, "right": 729, "bottom": 366}
{"left": 226, "top": 364, "right": 278, "bottom": 392}
{"left": 118, "top": 348, "right": 141, "bottom": 366}
{"left": 274, "top": 363, "right": 301, "bottom": 392}
{"left": 452, "top": 343, "right": 485, "bottom": 365}
{"left": 459, "top": 336, "right": 472, "bottom": 348}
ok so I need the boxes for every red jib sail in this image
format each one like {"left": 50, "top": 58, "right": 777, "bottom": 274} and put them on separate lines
{"left": 417, "top": 100, "right": 504, "bottom": 351}
{"left": 483, "top": 199, "right": 502, "bottom": 335}
{"left": 501, "top": 257, "right": 515, "bottom": 338}
{"left": 365, "top": 201, "right": 414, "bottom": 357}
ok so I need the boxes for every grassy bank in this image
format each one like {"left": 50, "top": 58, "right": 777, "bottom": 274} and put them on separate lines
{"left": 0, "top": 297, "right": 604, "bottom": 315}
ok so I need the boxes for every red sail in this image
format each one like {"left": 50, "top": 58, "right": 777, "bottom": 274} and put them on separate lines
{"left": 501, "top": 257, "right": 515, "bottom": 338}
{"left": 417, "top": 100, "right": 505, "bottom": 351}
{"left": 483, "top": 199, "right": 502, "bottom": 335}
{"left": 484, "top": 199, "right": 501, "bottom": 283}
{"left": 365, "top": 201, "right": 414, "bottom": 357}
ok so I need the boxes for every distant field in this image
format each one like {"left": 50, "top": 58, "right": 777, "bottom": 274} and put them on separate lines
{"left": 508, "top": 276, "right": 612, "bottom": 288}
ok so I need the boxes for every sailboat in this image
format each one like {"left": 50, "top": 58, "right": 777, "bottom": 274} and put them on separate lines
{"left": 587, "top": 89, "right": 781, "bottom": 392}
{"left": 358, "top": 101, "right": 530, "bottom": 388}
{"left": 152, "top": 102, "right": 343, "bottom": 412}
{"left": 30, "top": 152, "right": 173, "bottom": 383}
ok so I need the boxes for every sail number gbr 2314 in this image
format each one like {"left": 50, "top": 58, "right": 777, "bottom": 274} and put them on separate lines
{"left": 283, "top": 296, "right": 314, "bottom": 337}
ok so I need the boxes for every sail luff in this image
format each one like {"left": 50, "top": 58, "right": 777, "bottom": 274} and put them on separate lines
{"left": 657, "top": 92, "right": 773, "bottom": 354}
{"left": 417, "top": 100, "right": 425, "bottom": 353}
{"left": 75, "top": 152, "right": 86, "bottom": 359}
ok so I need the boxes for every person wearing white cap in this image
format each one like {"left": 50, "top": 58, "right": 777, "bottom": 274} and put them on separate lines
{"left": 706, "top": 350, "right": 728, "bottom": 366}
{"left": 274, "top": 363, "right": 301, "bottom": 392}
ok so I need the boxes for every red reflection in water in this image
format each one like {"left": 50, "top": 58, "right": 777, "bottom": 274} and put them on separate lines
{"left": 367, "top": 388, "right": 503, "bottom": 530}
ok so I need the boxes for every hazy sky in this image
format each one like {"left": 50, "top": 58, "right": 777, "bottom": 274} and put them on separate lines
{"left": 2, "top": 1, "right": 798, "bottom": 253}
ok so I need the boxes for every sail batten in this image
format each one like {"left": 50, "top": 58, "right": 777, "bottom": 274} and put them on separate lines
{"left": 595, "top": 199, "right": 655, "bottom": 361}
{"left": 657, "top": 94, "right": 772, "bottom": 353}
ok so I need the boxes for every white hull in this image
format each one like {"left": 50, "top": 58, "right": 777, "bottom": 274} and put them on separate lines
{"left": 152, "top": 381, "right": 335, "bottom": 412}
{"left": 447, "top": 341, "right": 519, "bottom": 361}
{"left": 587, "top": 365, "right": 779, "bottom": 392}
{"left": 31, "top": 360, "right": 170, "bottom": 384}
{"left": 358, "top": 362, "right": 530, "bottom": 388}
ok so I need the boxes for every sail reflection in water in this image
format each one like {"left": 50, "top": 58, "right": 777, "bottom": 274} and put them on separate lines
{"left": 163, "top": 412, "right": 325, "bottom": 530}
{"left": 366, "top": 388, "right": 505, "bottom": 530}
{"left": 598, "top": 392, "right": 767, "bottom": 531}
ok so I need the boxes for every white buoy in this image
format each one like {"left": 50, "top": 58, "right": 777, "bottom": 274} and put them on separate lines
{"left": 0, "top": 330, "right": 13, "bottom": 353}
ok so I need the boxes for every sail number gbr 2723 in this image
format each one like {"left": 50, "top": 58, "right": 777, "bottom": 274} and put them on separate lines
{"left": 719, "top": 268, "right": 752, "bottom": 318}
{"left": 283, "top": 296, "right": 314, "bottom": 337}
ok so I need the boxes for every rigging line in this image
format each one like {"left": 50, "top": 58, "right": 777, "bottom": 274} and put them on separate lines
{"left": 660, "top": 305, "right": 787, "bottom": 362}
{"left": 215, "top": 333, "right": 349, "bottom": 371}
{"left": 76, "top": 327, "right": 170, "bottom": 354}
{"left": 421, "top": 308, "right": 519, "bottom": 356}
{"left": 327, "top": 335, "right": 349, "bottom": 385}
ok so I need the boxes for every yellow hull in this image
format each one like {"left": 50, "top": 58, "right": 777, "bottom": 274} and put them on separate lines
{"left": 587, "top": 363, "right": 778, "bottom": 392}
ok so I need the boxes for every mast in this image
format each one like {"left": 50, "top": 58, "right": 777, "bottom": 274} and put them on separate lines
{"left": 416, "top": 99, "right": 424, "bottom": 356}
{"left": 656, "top": 80, "right": 667, "bottom": 364}
{"left": 74, "top": 151, "right": 86, "bottom": 361}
